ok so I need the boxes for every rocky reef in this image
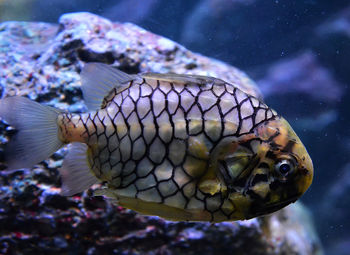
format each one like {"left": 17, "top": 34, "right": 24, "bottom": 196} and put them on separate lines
{"left": 0, "top": 12, "right": 322, "bottom": 254}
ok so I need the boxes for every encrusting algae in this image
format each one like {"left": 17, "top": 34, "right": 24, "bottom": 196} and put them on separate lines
{"left": 0, "top": 63, "right": 313, "bottom": 222}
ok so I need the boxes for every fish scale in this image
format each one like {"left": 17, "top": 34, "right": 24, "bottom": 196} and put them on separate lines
{"left": 57, "top": 75, "right": 278, "bottom": 221}
{"left": 0, "top": 63, "right": 313, "bottom": 222}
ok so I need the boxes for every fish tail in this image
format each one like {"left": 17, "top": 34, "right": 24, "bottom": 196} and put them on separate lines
{"left": 0, "top": 96, "right": 64, "bottom": 170}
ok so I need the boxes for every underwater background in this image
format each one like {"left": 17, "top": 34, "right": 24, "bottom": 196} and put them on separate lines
{"left": 0, "top": 0, "right": 349, "bottom": 254}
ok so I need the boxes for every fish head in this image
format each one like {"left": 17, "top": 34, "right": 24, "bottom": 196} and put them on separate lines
{"left": 249, "top": 116, "right": 313, "bottom": 218}
{"left": 217, "top": 116, "right": 313, "bottom": 220}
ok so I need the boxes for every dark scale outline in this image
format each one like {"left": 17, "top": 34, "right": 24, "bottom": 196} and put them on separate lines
{"left": 132, "top": 79, "right": 165, "bottom": 199}
{"left": 188, "top": 90, "right": 204, "bottom": 136}
{"left": 164, "top": 84, "right": 192, "bottom": 205}
{"left": 233, "top": 87, "right": 243, "bottom": 136}
{"left": 216, "top": 97, "right": 225, "bottom": 140}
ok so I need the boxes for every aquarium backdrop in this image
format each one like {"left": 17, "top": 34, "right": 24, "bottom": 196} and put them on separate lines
{"left": 0, "top": 0, "right": 349, "bottom": 254}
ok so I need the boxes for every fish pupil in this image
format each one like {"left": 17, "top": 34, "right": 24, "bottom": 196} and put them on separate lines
{"left": 279, "top": 163, "right": 290, "bottom": 174}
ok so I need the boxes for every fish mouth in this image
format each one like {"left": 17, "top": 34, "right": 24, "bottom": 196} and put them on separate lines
{"left": 249, "top": 194, "right": 300, "bottom": 218}
{"left": 264, "top": 196, "right": 298, "bottom": 213}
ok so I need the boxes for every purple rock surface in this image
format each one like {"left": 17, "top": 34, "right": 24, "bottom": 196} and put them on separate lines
{"left": 0, "top": 12, "right": 322, "bottom": 255}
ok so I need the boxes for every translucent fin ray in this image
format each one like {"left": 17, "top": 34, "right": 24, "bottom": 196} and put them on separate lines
{"left": 59, "top": 142, "right": 99, "bottom": 196}
{"left": 81, "top": 63, "right": 136, "bottom": 111}
{"left": 141, "top": 72, "right": 219, "bottom": 85}
{"left": 0, "top": 96, "right": 63, "bottom": 170}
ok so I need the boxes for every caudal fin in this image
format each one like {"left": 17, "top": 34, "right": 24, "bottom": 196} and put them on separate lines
{"left": 0, "top": 96, "right": 64, "bottom": 170}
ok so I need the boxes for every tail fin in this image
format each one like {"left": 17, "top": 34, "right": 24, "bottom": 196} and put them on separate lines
{"left": 0, "top": 96, "right": 64, "bottom": 170}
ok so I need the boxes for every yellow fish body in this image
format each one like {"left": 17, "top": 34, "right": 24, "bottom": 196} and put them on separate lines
{"left": 0, "top": 63, "right": 313, "bottom": 222}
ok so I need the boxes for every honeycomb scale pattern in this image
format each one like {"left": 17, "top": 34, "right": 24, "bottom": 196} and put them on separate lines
{"left": 60, "top": 75, "right": 277, "bottom": 221}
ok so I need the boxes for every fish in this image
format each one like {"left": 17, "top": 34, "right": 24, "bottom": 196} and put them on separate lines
{"left": 0, "top": 63, "right": 313, "bottom": 222}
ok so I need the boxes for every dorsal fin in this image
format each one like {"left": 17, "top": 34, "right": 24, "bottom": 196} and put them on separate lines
{"left": 141, "top": 72, "right": 221, "bottom": 86}
{"left": 81, "top": 63, "right": 136, "bottom": 111}
{"left": 142, "top": 72, "right": 263, "bottom": 101}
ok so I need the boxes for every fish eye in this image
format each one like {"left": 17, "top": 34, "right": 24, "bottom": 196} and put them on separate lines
{"left": 275, "top": 159, "right": 294, "bottom": 176}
